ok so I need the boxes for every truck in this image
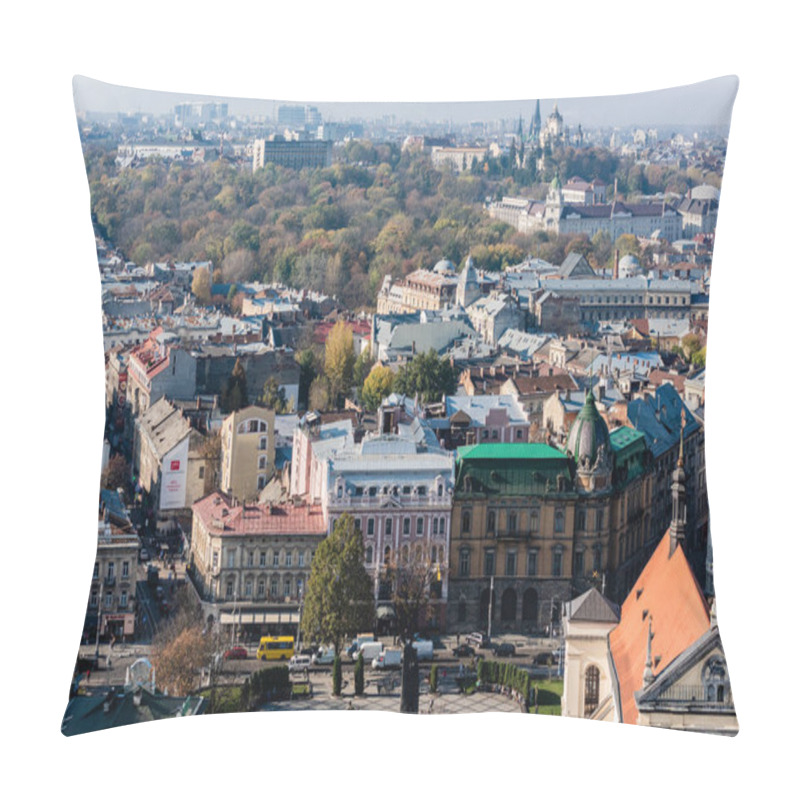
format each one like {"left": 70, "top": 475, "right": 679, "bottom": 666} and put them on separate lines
{"left": 347, "top": 633, "right": 376, "bottom": 658}
{"left": 372, "top": 648, "right": 402, "bottom": 670}
{"left": 355, "top": 641, "right": 383, "bottom": 662}
{"left": 411, "top": 639, "right": 434, "bottom": 661}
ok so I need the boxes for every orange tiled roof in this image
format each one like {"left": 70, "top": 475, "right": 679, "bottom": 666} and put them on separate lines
{"left": 193, "top": 492, "right": 327, "bottom": 537}
{"left": 609, "top": 531, "right": 709, "bottom": 724}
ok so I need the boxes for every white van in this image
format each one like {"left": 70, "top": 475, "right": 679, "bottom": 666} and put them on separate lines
{"left": 372, "top": 648, "right": 402, "bottom": 670}
{"left": 288, "top": 654, "right": 312, "bottom": 673}
{"left": 355, "top": 641, "right": 383, "bottom": 662}
{"left": 412, "top": 639, "right": 434, "bottom": 661}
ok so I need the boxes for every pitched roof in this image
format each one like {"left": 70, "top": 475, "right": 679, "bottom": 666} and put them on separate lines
{"left": 608, "top": 532, "right": 710, "bottom": 724}
{"left": 564, "top": 587, "right": 620, "bottom": 623}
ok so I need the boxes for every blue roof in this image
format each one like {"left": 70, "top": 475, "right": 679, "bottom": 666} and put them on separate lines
{"left": 626, "top": 383, "right": 699, "bottom": 458}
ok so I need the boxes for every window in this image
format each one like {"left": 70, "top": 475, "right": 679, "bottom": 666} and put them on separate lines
{"left": 552, "top": 548, "right": 563, "bottom": 577}
{"left": 366, "top": 546, "right": 373, "bottom": 564}
{"left": 198, "top": 465, "right": 205, "bottom": 479}
{"left": 273, "top": 552, "right": 280, "bottom": 567}
{"left": 596, "top": 509, "right": 604, "bottom": 531}
{"left": 491, "top": 430, "right": 499, "bottom": 440}
{"left": 554, "top": 510, "right": 565, "bottom": 534}
{"left": 367, "top": 518, "right": 375, "bottom": 537}
{"left": 459, "top": 550, "right": 471, "bottom": 577}
{"left": 576, "top": 509, "right": 586, "bottom": 532}
{"left": 506, "top": 551, "right": 517, "bottom": 577}
{"left": 384, "top": 546, "right": 391, "bottom": 564}
{"left": 487, "top": 511, "right": 496, "bottom": 534}
{"left": 297, "top": 577, "right": 304, "bottom": 597}
{"left": 484, "top": 549, "right": 495, "bottom": 577}
{"left": 354, "top": 518, "right": 361, "bottom": 533}
{"left": 368, "top": 486, "right": 377, "bottom": 497}
{"left": 574, "top": 550, "right": 584, "bottom": 576}
{"left": 258, "top": 475, "right": 267, "bottom": 490}
{"left": 403, "top": 518, "right": 410, "bottom": 536}
{"left": 270, "top": 577, "right": 278, "bottom": 598}
{"left": 516, "top": 429, "right": 523, "bottom": 440}
{"left": 530, "top": 510, "right": 539, "bottom": 533}
{"left": 121, "top": 561, "right": 129, "bottom": 578}
{"left": 439, "top": 517, "right": 446, "bottom": 535}
{"left": 93, "top": 563, "right": 99, "bottom": 580}
{"left": 119, "top": 591, "right": 128, "bottom": 608}
{"left": 259, "top": 436, "right": 268, "bottom": 451}
{"left": 212, "top": 551, "right": 219, "bottom": 571}
{"left": 593, "top": 545, "right": 602, "bottom": 572}
{"left": 438, "top": 484, "right": 443, "bottom": 497}
{"left": 227, "top": 550, "right": 235, "bottom": 568}
{"left": 416, "top": 517, "right": 423, "bottom": 536}
{"left": 418, "top": 486, "right": 427, "bottom": 497}
{"left": 508, "top": 512, "right": 517, "bottom": 534}
{"left": 527, "top": 550, "right": 538, "bottom": 576}
{"left": 298, "top": 552, "right": 305, "bottom": 568}
{"left": 385, "top": 518, "right": 392, "bottom": 538}
{"left": 107, "top": 562, "right": 115, "bottom": 579}
{"left": 245, "top": 579, "right": 253, "bottom": 597}
{"left": 260, "top": 552, "right": 267, "bottom": 567}
{"left": 585, "top": 665, "right": 600, "bottom": 717}
{"left": 285, "top": 551, "right": 292, "bottom": 567}
{"left": 403, "top": 486, "right": 411, "bottom": 495}
{"left": 226, "top": 582, "right": 234, "bottom": 600}
{"left": 247, "top": 551, "right": 254, "bottom": 567}
{"left": 462, "top": 511, "right": 471, "bottom": 533}
{"left": 433, "top": 518, "right": 439, "bottom": 535}
{"left": 284, "top": 578, "right": 291, "bottom": 597}
{"left": 258, "top": 455, "right": 267, "bottom": 470}
{"left": 105, "top": 592, "right": 113, "bottom": 608}
{"left": 90, "top": 592, "right": 98, "bottom": 607}
{"left": 257, "top": 579, "right": 265, "bottom": 598}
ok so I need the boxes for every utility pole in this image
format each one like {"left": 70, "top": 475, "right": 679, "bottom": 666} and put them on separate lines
{"left": 487, "top": 575, "right": 494, "bottom": 640}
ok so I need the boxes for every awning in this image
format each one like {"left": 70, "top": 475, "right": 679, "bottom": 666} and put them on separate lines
{"left": 220, "top": 610, "right": 299, "bottom": 625}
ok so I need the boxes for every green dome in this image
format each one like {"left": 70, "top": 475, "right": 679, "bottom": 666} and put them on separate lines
{"left": 566, "top": 391, "right": 611, "bottom": 467}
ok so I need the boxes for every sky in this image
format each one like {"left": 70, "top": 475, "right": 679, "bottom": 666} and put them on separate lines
{"left": 73, "top": 74, "right": 738, "bottom": 131}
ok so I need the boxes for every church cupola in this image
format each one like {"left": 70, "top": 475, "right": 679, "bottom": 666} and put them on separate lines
{"left": 566, "top": 390, "right": 612, "bottom": 492}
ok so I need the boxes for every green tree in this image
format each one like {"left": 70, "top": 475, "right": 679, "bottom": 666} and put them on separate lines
{"left": 324, "top": 321, "right": 356, "bottom": 408}
{"left": 393, "top": 350, "right": 459, "bottom": 403}
{"left": 296, "top": 349, "right": 317, "bottom": 411}
{"left": 354, "top": 651, "right": 365, "bottom": 695}
{"left": 221, "top": 358, "right": 248, "bottom": 413}
{"left": 361, "top": 365, "right": 395, "bottom": 411}
{"left": 691, "top": 346, "right": 706, "bottom": 368}
{"left": 332, "top": 654, "right": 343, "bottom": 696}
{"left": 353, "top": 350, "right": 375, "bottom": 400}
{"left": 300, "top": 513, "right": 374, "bottom": 655}
{"left": 259, "top": 376, "right": 289, "bottom": 413}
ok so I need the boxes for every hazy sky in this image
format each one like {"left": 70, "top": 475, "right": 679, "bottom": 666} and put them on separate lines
{"left": 73, "top": 74, "right": 738, "bottom": 130}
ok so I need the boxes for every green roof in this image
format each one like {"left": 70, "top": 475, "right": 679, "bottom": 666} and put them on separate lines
{"left": 457, "top": 443, "right": 567, "bottom": 462}
{"left": 609, "top": 427, "right": 646, "bottom": 451}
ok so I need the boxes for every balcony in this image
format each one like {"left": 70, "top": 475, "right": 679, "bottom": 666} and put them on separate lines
{"left": 104, "top": 576, "right": 116, "bottom": 587}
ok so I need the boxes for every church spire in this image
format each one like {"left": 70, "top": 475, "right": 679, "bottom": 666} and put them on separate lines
{"left": 669, "top": 409, "right": 687, "bottom": 557}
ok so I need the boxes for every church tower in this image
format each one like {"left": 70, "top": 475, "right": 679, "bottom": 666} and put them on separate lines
{"left": 669, "top": 411, "right": 687, "bottom": 557}
{"left": 545, "top": 173, "right": 564, "bottom": 230}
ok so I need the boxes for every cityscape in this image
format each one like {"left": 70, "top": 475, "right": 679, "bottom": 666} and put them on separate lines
{"left": 63, "top": 76, "right": 738, "bottom": 736}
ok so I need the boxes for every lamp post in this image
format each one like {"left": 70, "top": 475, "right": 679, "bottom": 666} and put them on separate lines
{"left": 487, "top": 574, "right": 494, "bottom": 641}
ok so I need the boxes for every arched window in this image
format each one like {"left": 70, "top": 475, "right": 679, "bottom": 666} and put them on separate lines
{"left": 585, "top": 665, "right": 600, "bottom": 717}
{"left": 554, "top": 510, "right": 564, "bottom": 533}
{"left": 365, "top": 546, "right": 373, "bottom": 565}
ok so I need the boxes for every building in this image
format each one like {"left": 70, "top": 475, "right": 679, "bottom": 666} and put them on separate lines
{"left": 88, "top": 504, "right": 141, "bottom": 642}
{"left": 220, "top": 405, "right": 277, "bottom": 503}
{"left": 430, "top": 146, "right": 486, "bottom": 173}
{"left": 376, "top": 260, "right": 460, "bottom": 314}
{"left": 465, "top": 291, "right": 526, "bottom": 347}
{"left": 447, "top": 394, "right": 655, "bottom": 634}
{"left": 252, "top": 138, "right": 332, "bottom": 171}
{"left": 189, "top": 492, "right": 327, "bottom": 639}
{"left": 323, "top": 405, "right": 455, "bottom": 625}
{"left": 561, "top": 446, "right": 737, "bottom": 733}
{"left": 132, "top": 398, "right": 210, "bottom": 514}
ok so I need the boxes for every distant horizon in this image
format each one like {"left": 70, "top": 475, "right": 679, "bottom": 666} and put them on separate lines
{"left": 73, "top": 75, "right": 738, "bottom": 132}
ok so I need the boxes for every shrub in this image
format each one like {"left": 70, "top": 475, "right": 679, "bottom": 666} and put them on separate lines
{"left": 429, "top": 664, "right": 438, "bottom": 693}
{"left": 354, "top": 652, "right": 365, "bottom": 696}
{"left": 332, "top": 654, "right": 342, "bottom": 696}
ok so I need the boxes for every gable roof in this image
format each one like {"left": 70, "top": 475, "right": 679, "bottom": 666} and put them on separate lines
{"left": 608, "top": 532, "right": 709, "bottom": 724}
{"left": 564, "top": 587, "right": 620, "bottom": 623}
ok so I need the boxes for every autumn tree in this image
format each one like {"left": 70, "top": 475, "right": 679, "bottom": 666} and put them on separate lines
{"left": 324, "top": 321, "right": 356, "bottom": 408}
{"left": 191, "top": 266, "right": 211, "bottom": 304}
{"left": 300, "top": 513, "right": 374, "bottom": 655}
{"left": 150, "top": 587, "right": 213, "bottom": 697}
{"left": 361, "top": 365, "right": 395, "bottom": 411}
{"left": 101, "top": 453, "right": 129, "bottom": 493}
{"left": 259, "top": 376, "right": 289, "bottom": 413}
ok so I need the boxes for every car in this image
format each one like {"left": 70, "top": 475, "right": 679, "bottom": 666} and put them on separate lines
{"left": 465, "top": 631, "right": 491, "bottom": 649}
{"left": 452, "top": 644, "right": 475, "bottom": 658}
{"left": 288, "top": 654, "right": 313, "bottom": 673}
{"left": 311, "top": 647, "right": 336, "bottom": 666}
{"left": 224, "top": 646, "right": 248, "bottom": 660}
{"left": 140, "top": 548, "right": 150, "bottom": 562}
{"left": 492, "top": 642, "right": 516, "bottom": 658}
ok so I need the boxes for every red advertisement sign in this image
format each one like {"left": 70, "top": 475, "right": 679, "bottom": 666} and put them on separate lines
{"left": 170, "top": 460, "right": 181, "bottom": 471}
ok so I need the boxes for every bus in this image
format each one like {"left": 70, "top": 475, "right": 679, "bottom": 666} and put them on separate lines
{"left": 256, "top": 635, "right": 295, "bottom": 661}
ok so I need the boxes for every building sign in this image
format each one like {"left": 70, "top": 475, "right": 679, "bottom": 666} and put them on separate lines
{"left": 160, "top": 438, "right": 189, "bottom": 511}
{"left": 170, "top": 460, "right": 181, "bottom": 471}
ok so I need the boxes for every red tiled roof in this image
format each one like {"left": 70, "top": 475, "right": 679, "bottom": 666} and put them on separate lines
{"left": 609, "top": 532, "right": 709, "bottom": 724}
{"left": 193, "top": 492, "right": 327, "bottom": 537}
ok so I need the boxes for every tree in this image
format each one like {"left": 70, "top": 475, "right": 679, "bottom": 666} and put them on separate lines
{"left": 308, "top": 376, "right": 331, "bottom": 411}
{"left": 221, "top": 358, "right": 248, "bottom": 413}
{"left": 101, "top": 453, "right": 129, "bottom": 494}
{"left": 324, "top": 321, "right": 356, "bottom": 408}
{"left": 353, "top": 350, "right": 375, "bottom": 400}
{"left": 150, "top": 587, "right": 213, "bottom": 697}
{"left": 393, "top": 350, "right": 459, "bottom": 403}
{"left": 300, "top": 513, "right": 374, "bottom": 655}
{"left": 332, "top": 654, "right": 343, "bottom": 696}
{"left": 360, "top": 365, "right": 394, "bottom": 411}
{"left": 259, "top": 376, "right": 289, "bottom": 413}
{"left": 295, "top": 348, "right": 317, "bottom": 411}
{"left": 354, "top": 651, "right": 365, "bottom": 695}
{"left": 199, "top": 432, "right": 221, "bottom": 494}
{"left": 222, "top": 248, "right": 256, "bottom": 282}
{"left": 681, "top": 333, "right": 702, "bottom": 360}
{"left": 191, "top": 266, "right": 211, "bottom": 304}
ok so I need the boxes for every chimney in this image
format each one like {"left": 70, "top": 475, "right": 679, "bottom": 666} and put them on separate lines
{"left": 613, "top": 249, "right": 620, "bottom": 281}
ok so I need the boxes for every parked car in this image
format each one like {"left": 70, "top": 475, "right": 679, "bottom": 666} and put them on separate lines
{"left": 288, "top": 654, "right": 313, "bottom": 673}
{"left": 452, "top": 644, "right": 475, "bottom": 658}
{"left": 224, "top": 646, "right": 248, "bottom": 660}
{"left": 311, "top": 647, "right": 336, "bottom": 666}
{"left": 465, "top": 631, "right": 490, "bottom": 649}
{"left": 533, "top": 651, "right": 554, "bottom": 666}
{"left": 492, "top": 642, "right": 516, "bottom": 658}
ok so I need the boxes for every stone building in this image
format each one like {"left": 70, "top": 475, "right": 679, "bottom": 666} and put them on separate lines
{"left": 447, "top": 394, "right": 655, "bottom": 635}
{"left": 189, "top": 492, "right": 327, "bottom": 639}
